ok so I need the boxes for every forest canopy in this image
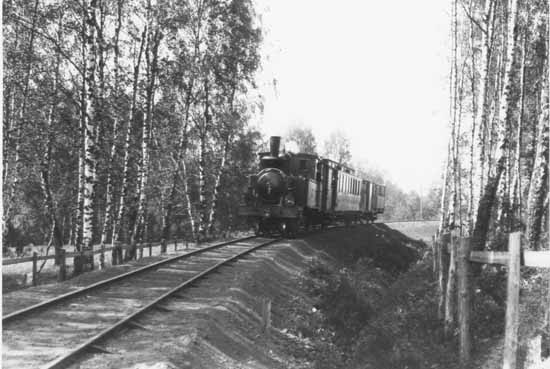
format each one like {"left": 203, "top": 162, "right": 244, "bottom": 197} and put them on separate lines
{"left": 2, "top": 0, "right": 263, "bottom": 259}
{"left": 438, "top": 0, "right": 548, "bottom": 251}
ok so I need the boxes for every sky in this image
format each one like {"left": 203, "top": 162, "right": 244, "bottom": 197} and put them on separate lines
{"left": 251, "top": 0, "right": 452, "bottom": 193}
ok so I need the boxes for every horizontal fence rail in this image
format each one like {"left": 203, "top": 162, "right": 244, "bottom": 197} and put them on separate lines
{"left": 2, "top": 239, "right": 186, "bottom": 266}
{"left": 469, "top": 250, "right": 550, "bottom": 268}
{"left": 432, "top": 230, "right": 549, "bottom": 369}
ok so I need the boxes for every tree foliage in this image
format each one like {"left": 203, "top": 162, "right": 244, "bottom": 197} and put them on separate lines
{"left": 438, "top": 0, "right": 548, "bottom": 251}
{"left": 323, "top": 130, "right": 352, "bottom": 165}
{"left": 2, "top": 0, "right": 263, "bottom": 253}
{"left": 286, "top": 125, "right": 317, "bottom": 154}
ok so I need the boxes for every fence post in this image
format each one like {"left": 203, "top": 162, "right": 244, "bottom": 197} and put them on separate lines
{"left": 161, "top": 238, "right": 167, "bottom": 254}
{"left": 457, "top": 237, "right": 471, "bottom": 367}
{"left": 100, "top": 244, "right": 105, "bottom": 269}
{"left": 89, "top": 248, "right": 94, "bottom": 270}
{"left": 174, "top": 239, "right": 178, "bottom": 251}
{"left": 444, "top": 231, "right": 458, "bottom": 339}
{"left": 58, "top": 248, "right": 66, "bottom": 281}
{"left": 434, "top": 235, "right": 441, "bottom": 282}
{"left": 112, "top": 245, "right": 118, "bottom": 266}
{"left": 432, "top": 235, "right": 437, "bottom": 274}
{"left": 149, "top": 242, "right": 152, "bottom": 257}
{"left": 32, "top": 252, "right": 38, "bottom": 286}
{"left": 261, "top": 297, "right": 272, "bottom": 332}
{"left": 438, "top": 232, "right": 451, "bottom": 320}
{"left": 139, "top": 243, "right": 143, "bottom": 259}
{"left": 503, "top": 232, "right": 521, "bottom": 369}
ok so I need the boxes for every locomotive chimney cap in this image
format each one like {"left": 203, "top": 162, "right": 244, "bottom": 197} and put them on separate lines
{"left": 269, "top": 136, "right": 281, "bottom": 157}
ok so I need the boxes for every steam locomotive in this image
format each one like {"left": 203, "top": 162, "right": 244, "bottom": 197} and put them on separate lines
{"left": 239, "top": 136, "right": 385, "bottom": 236}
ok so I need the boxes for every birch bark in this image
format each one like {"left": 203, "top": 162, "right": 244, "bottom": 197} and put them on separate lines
{"left": 130, "top": 21, "right": 161, "bottom": 252}
{"left": 114, "top": 28, "right": 146, "bottom": 244}
{"left": 79, "top": 0, "right": 99, "bottom": 257}
{"left": 100, "top": 0, "right": 124, "bottom": 245}
{"left": 40, "top": 14, "right": 64, "bottom": 262}
{"left": 3, "top": 0, "right": 40, "bottom": 227}
{"left": 526, "top": 77, "right": 549, "bottom": 249}
{"left": 472, "top": 0, "right": 520, "bottom": 251}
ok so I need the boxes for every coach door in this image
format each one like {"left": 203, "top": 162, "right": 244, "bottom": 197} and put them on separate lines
{"left": 331, "top": 168, "right": 338, "bottom": 211}
{"left": 321, "top": 162, "right": 328, "bottom": 211}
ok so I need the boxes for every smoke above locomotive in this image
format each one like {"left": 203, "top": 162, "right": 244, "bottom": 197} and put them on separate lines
{"left": 239, "top": 136, "right": 386, "bottom": 237}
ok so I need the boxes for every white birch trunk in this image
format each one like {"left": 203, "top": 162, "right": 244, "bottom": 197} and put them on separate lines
{"left": 181, "top": 158, "right": 197, "bottom": 241}
{"left": 131, "top": 25, "right": 161, "bottom": 248}
{"left": 472, "top": 0, "right": 520, "bottom": 251}
{"left": 3, "top": 0, "right": 40, "bottom": 227}
{"left": 468, "top": 7, "right": 478, "bottom": 236}
{"left": 40, "top": 14, "right": 64, "bottom": 260}
{"left": 439, "top": 142, "right": 452, "bottom": 234}
{"left": 476, "top": 0, "right": 497, "bottom": 204}
{"left": 114, "top": 28, "right": 146, "bottom": 243}
{"left": 526, "top": 78, "right": 549, "bottom": 249}
{"left": 206, "top": 137, "right": 230, "bottom": 234}
{"left": 197, "top": 77, "right": 210, "bottom": 240}
{"left": 510, "top": 32, "right": 528, "bottom": 229}
{"left": 80, "top": 0, "right": 99, "bottom": 253}
{"left": 100, "top": 0, "right": 123, "bottom": 245}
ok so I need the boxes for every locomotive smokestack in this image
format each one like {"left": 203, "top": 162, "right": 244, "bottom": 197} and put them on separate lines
{"left": 270, "top": 136, "right": 281, "bottom": 157}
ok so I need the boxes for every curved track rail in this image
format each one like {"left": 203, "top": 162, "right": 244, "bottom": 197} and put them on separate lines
{"left": 2, "top": 236, "right": 256, "bottom": 323}
{"left": 3, "top": 236, "right": 279, "bottom": 369}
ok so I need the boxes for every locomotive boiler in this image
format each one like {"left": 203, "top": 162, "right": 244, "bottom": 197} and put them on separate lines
{"left": 239, "top": 136, "right": 385, "bottom": 236}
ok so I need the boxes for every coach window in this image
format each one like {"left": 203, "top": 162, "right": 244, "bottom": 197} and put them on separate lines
{"left": 343, "top": 176, "right": 348, "bottom": 192}
{"left": 343, "top": 176, "right": 346, "bottom": 192}
{"left": 345, "top": 176, "right": 348, "bottom": 193}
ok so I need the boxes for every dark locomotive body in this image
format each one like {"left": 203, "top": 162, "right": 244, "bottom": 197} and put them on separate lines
{"left": 239, "top": 136, "right": 385, "bottom": 236}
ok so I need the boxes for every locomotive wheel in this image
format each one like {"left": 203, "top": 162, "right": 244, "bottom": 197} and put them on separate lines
{"left": 255, "top": 220, "right": 266, "bottom": 236}
{"left": 304, "top": 219, "right": 311, "bottom": 233}
{"left": 285, "top": 219, "right": 299, "bottom": 238}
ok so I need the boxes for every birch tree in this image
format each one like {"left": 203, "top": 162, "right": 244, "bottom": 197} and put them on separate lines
{"left": 114, "top": 27, "right": 146, "bottom": 248}
{"left": 526, "top": 76, "right": 549, "bottom": 249}
{"left": 130, "top": 3, "right": 162, "bottom": 254}
{"left": 75, "top": 0, "right": 99, "bottom": 271}
{"left": 472, "top": 0, "right": 520, "bottom": 251}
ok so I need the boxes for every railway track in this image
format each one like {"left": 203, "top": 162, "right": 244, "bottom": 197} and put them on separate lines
{"left": 2, "top": 236, "right": 279, "bottom": 369}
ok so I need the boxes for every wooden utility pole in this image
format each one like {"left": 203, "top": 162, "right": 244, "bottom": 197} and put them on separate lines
{"left": 457, "top": 237, "right": 471, "bottom": 367}
{"left": 438, "top": 232, "right": 451, "bottom": 320}
{"left": 502, "top": 232, "right": 521, "bottom": 369}
{"left": 444, "top": 232, "right": 458, "bottom": 338}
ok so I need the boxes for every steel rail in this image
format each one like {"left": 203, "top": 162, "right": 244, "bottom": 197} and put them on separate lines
{"left": 41, "top": 237, "right": 280, "bottom": 369}
{"left": 3, "top": 235, "right": 257, "bottom": 323}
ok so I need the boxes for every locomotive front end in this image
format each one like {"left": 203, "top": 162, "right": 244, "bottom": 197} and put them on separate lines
{"left": 239, "top": 136, "right": 300, "bottom": 235}
{"left": 256, "top": 167, "right": 287, "bottom": 203}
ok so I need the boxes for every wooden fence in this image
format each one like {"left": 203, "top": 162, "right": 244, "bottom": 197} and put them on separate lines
{"left": 2, "top": 238, "right": 188, "bottom": 286}
{"left": 432, "top": 231, "right": 550, "bottom": 369}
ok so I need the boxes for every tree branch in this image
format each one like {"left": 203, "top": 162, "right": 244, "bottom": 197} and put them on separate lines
{"left": 460, "top": 1, "right": 487, "bottom": 36}
{"left": 8, "top": 13, "right": 84, "bottom": 76}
